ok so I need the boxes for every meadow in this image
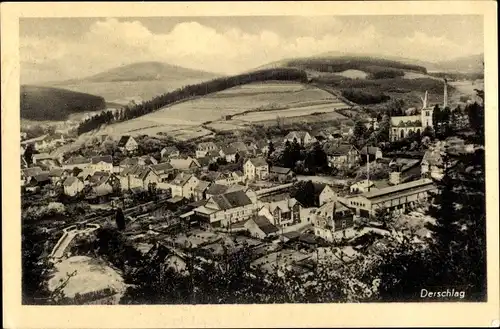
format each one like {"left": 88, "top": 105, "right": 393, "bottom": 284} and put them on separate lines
{"left": 102, "top": 82, "right": 347, "bottom": 139}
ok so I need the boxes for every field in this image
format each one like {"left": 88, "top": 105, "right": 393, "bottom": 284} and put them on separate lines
{"left": 103, "top": 82, "right": 349, "bottom": 139}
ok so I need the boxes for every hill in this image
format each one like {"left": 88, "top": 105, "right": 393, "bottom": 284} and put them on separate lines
{"left": 43, "top": 62, "right": 223, "bottom": 102}
{"left": 256, "top": 55, "right": 428, "bottom": 76}
{"left": 431, "top": 54, "right": 484, "bottom": 73}
{"left": 21, "top": 85, "right": 106, "bottom": 121}
{"left": 56, "top": 61, "right": 221, "bottom": 84}
{"left": 259, "top": 54, "right": 460, "bottom": 108}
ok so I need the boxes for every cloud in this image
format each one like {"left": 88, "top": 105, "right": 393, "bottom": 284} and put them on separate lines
{"left": 20, "top": 17, "right": 483, "bottom": 84}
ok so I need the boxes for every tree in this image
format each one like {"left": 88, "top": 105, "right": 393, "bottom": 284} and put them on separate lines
{"left": 267, "top": 140, "right": 275, "bottom": 157}
{"left": 291, "top": 181, "right": 316, "bottom": 207}
{"left": 24, "top": 143, "right": 35, "bottom": 165}
{"left": 72, "top": 167, "right": 83, "bottom": 177}
{"left": 115, "top": 208, "right": 126, "bottom": 231}
{"left": 353, "top": 120, "right": 367, "bottom": 140}
{"left": 422, "top": 126, "right": 435, "bottom": 139}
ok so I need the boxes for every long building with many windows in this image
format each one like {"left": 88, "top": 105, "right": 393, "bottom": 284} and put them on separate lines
{"left": 340, "top": 178, "right": 437, "bottom": 218}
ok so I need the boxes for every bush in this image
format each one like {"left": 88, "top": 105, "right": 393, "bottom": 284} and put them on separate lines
{"left": 341, "top": 89, "right": 390, "bottom": 105}
{"left": 370, "top": 70, "right": 405, "bottom": 79}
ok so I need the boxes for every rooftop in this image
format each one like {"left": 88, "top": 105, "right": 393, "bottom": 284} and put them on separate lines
{"left": 210, "top": 190, "right": 253, "bottom": 210}
{"left": 361, "top": 178, "right": 435, "bottom": 200}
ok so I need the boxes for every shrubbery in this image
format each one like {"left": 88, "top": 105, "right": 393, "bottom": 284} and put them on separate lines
{"left": 341, "top": 89, "right": 390, "bottom": 105}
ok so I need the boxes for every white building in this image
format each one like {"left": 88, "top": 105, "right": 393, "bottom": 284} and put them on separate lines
{"left": 90, "top": 156, "right": 113, "bottom": 173}
{"left": 169, "top": 173, "right": 200, "bottom": 199}
{"left": 244, "top": 157, "right": 269, "bottom": 181}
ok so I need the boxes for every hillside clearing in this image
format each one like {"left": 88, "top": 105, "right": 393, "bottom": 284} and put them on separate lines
{"left": 103, "top": 82, "right": 347, "bottom": 139}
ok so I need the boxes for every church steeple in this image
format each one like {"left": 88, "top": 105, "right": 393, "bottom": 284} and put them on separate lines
{"left": 420, "top": 90, "right": 428, "bottom": 109}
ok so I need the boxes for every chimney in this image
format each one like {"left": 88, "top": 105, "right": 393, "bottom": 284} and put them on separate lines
{"left": 443, "top": 79, "right": 448, "bottom": 109}
{"left": 423, "top": 91, "right": 428, "bottom": 109}
{"left": 366, "top": 152, "right": 370, "bottom": 192}
{"left": 390, "top": 171, "right": 401, "bottom": 185}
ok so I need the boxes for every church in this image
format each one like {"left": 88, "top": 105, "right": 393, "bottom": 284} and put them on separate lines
{"left": 390, "top": 79, "right": 448, "bottom": 141}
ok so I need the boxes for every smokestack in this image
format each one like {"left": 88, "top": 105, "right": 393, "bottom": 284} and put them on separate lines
{"left": 443, "top": 79, "right": 448, "bottom": 109}
{"left": 366, "top": 152, "right": 370, "bottom": 192}
{"left": 423, "top": 91, "right": 428, "bottom": 109}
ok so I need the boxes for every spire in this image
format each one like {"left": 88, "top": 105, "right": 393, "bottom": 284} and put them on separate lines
{"left": 420, "top": 91, "right": 428, "bottom": 109}
{"left": 443, "top": 78, "right": 448, "bottom": 109}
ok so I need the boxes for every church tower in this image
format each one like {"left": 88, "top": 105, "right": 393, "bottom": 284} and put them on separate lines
{"left": 421, "top": 90, "right": 433, "bottom": 128}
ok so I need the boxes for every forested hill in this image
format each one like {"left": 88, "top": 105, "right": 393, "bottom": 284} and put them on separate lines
{"left": 21, "top": 85, "right": 106, "bottom": 121}
{"left": 258, "top": 56, "right": 428, "bottom": 75}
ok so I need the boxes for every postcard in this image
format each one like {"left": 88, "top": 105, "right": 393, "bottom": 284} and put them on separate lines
{"left": 2, "top": 1, "right": 498, "bottom": 328}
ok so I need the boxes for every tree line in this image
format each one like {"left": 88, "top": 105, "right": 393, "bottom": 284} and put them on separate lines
{"left": 77, "top": 68, "right": 308, "bottom": 135}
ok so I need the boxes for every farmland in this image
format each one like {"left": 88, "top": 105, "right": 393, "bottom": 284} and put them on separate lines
{"left": 102, "top": 82, "right": 349, "bottom": 139}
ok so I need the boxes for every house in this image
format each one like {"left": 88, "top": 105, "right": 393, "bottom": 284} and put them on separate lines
{"left": 90, "top": 155, "right": 113, "bottom": 172}
{"left": 350, "top": 180, "right": 376, "bottom": 194}
{"left": 388, "top": 158, "right": 422, "bottom": 184}
{"left": 21, "top": 167, "right": 43, "bottom": 186}
{"left": 219, "top": 146, "right": 238, "bottom": 163}
{"left": 269, "top": 166, "right": 294, "bottom": 182}
{"left": 229, "top": 141, "right": 249, "bottom": 154}
{"left": 169, "top": 157, "right": 201, "bottom": 171}
{"left": 256, "top": 140, "right": 270, "bottom": 155}
{"left": 205, "top": 184, "right": 230, "bottom": 198}
{"left": 196, "top": 156, "right": 213, "bottom": 169}
{"left": 341, "top": 126, "right": 354, "bottom": 137}
{"left": 119, "top": 165, "right": 160, "bottom": 190}
{"left": 214, "top": 171, "right": 245, "bottom": 186}
{"left": 342, "top": 178, "right": 436, "bottom": 218}
{"left": 284, "top": 131, "right": 317, "bottom": 146}
{"left": 32, "top": 153, "right": 53, "bottom": 166}
{"left": 312, "top": 183, "right": 337, "bottom": 207}
{"left": 90, "top": 174, "right": 120, "bottom": 197}
{"left": 169, "top": 173, "right": 200, "bottom": 199}
{"left": 244, "top": 216, "right": 280, "bottom": 239}
{"left": 259, "top": 197, "right": 301, "bottom": 227}
{"left": 63, "top": 156, "right": 91, "bottom": 170}
{"left": 160, "top": 146, "right": 180, "bottom": 159}
{"left": 48, "top": 168, "right": 67, "bottom": 184}
{"left": 360, "top": 146, "right": 383, "bottom": 162}
{"left": 244, "top": 157, "right": 269, "bottom": 181}
{"left": 194, "top": 190, "right": 258, "bottom": 228}
{"left": 196, "top": 142, "right": 219, "bottom": 158}
{"left": 312, "top": 131, "right": 335, "bottom": 142}
{"left": 25, "top": 172, "right": 51, "bottom": 192}
{"left": 139, "top": 155, "right": 158, "bottom": 166}
{"left": 117, "top": 135, "right": 138, "bottom": 153}
{"left": 323, "top": 143, "right": 361, "bottom": 169}
{"left": 63, "top": 176, "right": 84, "bottom": 196}
{"left": 313, "top": 201, "right": 356, "bottom": 242}
{"left": 193, "top": 180, "right": 211, "bottom": 201}
{"left": 151, "top": 162, "right": 175, "bottom": 182}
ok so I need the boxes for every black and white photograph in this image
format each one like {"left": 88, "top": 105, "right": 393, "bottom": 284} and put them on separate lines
{"left": 2, "top": 1, "right": 499, "bottom": 328}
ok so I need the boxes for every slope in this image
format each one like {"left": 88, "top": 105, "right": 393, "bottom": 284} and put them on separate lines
{"left": 45, "top": 62, "right": 223, "bottom": 102}
{"left": 21, "top": 85, "right": 106, "bottom": 121}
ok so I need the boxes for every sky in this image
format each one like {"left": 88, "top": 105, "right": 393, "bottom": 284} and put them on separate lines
{"left": 20, "top": 15, "right": 484, "bottom": 83}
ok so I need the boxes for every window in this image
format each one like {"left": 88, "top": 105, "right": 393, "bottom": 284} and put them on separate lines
{"left": 426, "top": 111, "right": 430, "bottom": 117}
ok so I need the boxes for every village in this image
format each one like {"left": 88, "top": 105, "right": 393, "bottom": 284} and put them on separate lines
{"left": 20, "top": 78, "right": 483, "bottom": 304}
